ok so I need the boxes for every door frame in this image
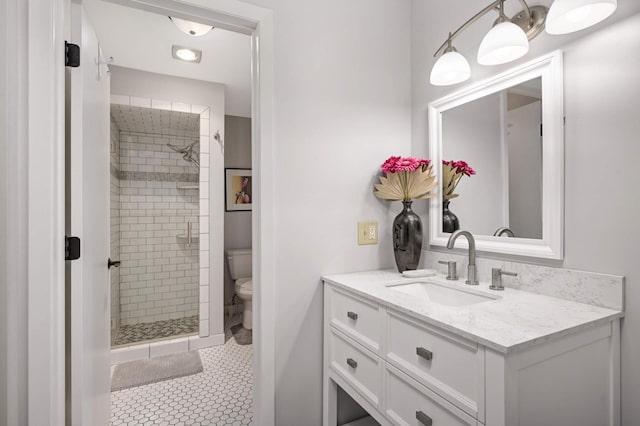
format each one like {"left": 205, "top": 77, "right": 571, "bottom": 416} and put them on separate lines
{"left": 3, "top": 0, "right": 275, "bottom": 424}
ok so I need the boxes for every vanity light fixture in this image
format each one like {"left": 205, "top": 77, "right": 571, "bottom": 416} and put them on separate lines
{"left": 171, "top": 45, "right": 202, "bottom": 63}
{"left": 430, "top": 35, "right": 471, "bottom": 86}
{"left": 546, "top": 0, "right": 617, "bottom": 34}
{"left": 168, "top": 16, "right": 214, "bottom": 37}
{"left": 430, "top": 0, "right": 617, "bottom": 86}
{"left": 477, "top": 0, "right": 530, "bottom": 65}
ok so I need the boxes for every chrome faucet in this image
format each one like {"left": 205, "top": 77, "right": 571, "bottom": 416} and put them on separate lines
{"left": 493, "top": 227, "right": 515, "bottom": 237}
{"left": 446, "top": 230, "right": 478, "bottom": 285}
{"left": 490, "top": 267, "right": 517, "bottom": 291}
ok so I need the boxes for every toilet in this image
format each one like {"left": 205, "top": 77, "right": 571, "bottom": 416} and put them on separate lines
{"left": 226, "top": 248, "right": 253, "bottom": 330}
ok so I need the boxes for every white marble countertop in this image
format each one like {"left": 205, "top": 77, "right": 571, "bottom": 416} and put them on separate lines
{"left": 322, "top": 269, "right": 624, "bottom": 354}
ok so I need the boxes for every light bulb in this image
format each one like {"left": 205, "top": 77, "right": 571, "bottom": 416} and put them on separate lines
{"left": 430, "top": 51, "right": 471, "bottom": 86}
{"left": 176, "top": 49, "right": 197, "bottom": 61}
{"left": 171, "top": 45, "right": 202, "bottom": 63}
{"left": 477, "top": 22, "right": 529, "bottom": 66}
{"left": 546, "top": 0, "right": 617, "bottom": 34}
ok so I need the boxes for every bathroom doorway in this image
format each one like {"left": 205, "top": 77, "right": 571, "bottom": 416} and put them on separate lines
{"left": 16, "top": 0, "right": 274, "bottom": 422}
{"left": 75, "top": 0, "right": 260, "bottom": 423}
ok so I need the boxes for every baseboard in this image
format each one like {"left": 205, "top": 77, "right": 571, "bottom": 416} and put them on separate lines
{"left": 111, "top": 344, "right": 150, "bottom": 365}
{"left": 189, "top": 333, "right": 225, "bottom": 349}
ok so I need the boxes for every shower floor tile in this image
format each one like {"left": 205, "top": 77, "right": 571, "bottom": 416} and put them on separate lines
{"left": 110, "top": 314, "right": 253, "bottom": 426}
{"left": 112, "top": 315, "right": 199, "bottom": 347}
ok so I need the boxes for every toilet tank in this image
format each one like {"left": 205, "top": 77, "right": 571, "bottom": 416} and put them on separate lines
{"left": 226, "top": 248, "right": 252, "bottom": 280}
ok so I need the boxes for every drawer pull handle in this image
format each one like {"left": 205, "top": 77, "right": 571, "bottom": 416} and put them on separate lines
{"left": 346, "top": 358, "right": 358, "bottom": 369}
{"left": 416, "top": 347, "right": 433, "bottom": 361}
{"left": 347, "top": 311, "right": 358, "bottom": 320}
{"left": 416, "top": 411, "right": 433, "bottom": 426}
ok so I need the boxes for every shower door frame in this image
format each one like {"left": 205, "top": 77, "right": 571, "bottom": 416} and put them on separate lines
{"left": 109, "top": 95, "right": 224, "bottom": 360}
{"left": 9, "top": 0, "right": 275, "bottom": 425}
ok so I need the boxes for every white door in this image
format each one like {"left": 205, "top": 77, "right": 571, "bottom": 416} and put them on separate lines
{"left": 507, "top": 100, "right": 543, "bottom": 238}
{"left": 67, "top": 1, "right": 111, "bottom": 424}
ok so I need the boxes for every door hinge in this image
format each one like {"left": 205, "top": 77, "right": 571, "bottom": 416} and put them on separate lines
{"left": 65, "top": 236, "right": 81, "bottom": 261}
{"left": 65, "top": 41, "right": 80, "bottom": 67}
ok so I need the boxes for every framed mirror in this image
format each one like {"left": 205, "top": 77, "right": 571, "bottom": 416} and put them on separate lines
{"left": 428, "top": 50, "right": 564, "bottom": 259}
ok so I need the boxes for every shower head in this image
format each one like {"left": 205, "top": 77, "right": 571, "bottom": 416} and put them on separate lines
{"left": 167, "top": 141, "right": 200, "bottom": 169}
{"left": 167, "top": 140, "right": 198, "bottom": 154}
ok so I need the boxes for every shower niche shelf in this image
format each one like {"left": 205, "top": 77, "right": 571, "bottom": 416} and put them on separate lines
{"left": 177, "top": 184, "right": 199, "bottom": 190}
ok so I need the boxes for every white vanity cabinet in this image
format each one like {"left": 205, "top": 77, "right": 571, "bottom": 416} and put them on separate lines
{"left": 323, "top": 280, "right": 621, "bottom": 426}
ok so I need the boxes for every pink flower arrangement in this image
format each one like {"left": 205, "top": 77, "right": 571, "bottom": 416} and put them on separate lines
{"left": 381, "top": 156, "right": 431, "bottom": 173}
{"left": 442, "top": 160, "right": 475, "bottom": 200}
{"left": 443, "top": 160, "right": 475, "bottom": 176}
{"left": 374, "top": 156, "right": 437, "bottom": 202}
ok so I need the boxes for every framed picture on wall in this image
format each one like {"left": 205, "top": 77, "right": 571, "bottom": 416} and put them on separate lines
{"left": 225, "top": 168, "right": 252, "bottom": 211}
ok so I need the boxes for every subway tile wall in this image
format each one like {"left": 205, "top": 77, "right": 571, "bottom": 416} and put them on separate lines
{"left": 109, "top": 96, "right": 213, "bottom": 341}
{"left": 118, "top": 130, "right": 201, "bottom": 326}
{"left": 110, "top": 117, "right": 121, "bottom": 333}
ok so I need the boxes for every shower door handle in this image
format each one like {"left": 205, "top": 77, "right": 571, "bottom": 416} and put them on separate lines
{"left": 108, "top": 258, "right": 121, "bottom": 269}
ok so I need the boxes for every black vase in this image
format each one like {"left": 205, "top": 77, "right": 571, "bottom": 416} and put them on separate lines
{"left": 392, "top": 201, "right": 422, "bottom": 272}
{"left": 442, "top": 200, "right": 460, "bottom": 233}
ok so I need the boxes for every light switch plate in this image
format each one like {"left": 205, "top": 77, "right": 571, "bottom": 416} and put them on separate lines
{"left": 358, "top": 221, "right": 378, "bottom": 245}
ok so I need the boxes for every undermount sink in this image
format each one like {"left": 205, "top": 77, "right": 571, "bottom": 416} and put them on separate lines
{"left": 386, "top": 280, "right": 498, "bottom": 307}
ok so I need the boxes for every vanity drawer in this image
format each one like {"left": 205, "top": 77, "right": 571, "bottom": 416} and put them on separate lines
{"left": 329, "top": 328, "right": 383, "bottom": 408}
{"left": 328, "top": 285, "right": 384, "bottom": 354}
{"left": 386, "top": 310, "right": 484, "bottom": 420}
{"left": 385, "top": 364, "right": 477, "bottom": 426}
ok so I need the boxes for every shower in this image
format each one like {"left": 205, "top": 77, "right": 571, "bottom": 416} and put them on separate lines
{"left": 109, "top": 104, "right": 201, "bottom": 347}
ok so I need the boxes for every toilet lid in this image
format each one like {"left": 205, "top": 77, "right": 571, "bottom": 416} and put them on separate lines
{"left": 236, "top": 278, "right": 252, "bottom": 291}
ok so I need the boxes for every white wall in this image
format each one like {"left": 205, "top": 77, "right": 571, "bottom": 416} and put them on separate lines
{"left": 223, "top": 0, "right": 412, "bottom": 424}
{"left": 223, "top": 115, "right": 252, "bottom": 305}
{"left": 110, "top": 66, "right": 226, "bottom": 113}
{"left": 411, "top": 2, "right": 640, "bottom": 424}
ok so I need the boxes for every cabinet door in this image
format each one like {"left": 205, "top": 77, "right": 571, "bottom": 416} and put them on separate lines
{"left": 385, "top": 364, "right": 477, "bottom": 426}
{"left": 486, "top": 322, "right": 618, "bottom": 426}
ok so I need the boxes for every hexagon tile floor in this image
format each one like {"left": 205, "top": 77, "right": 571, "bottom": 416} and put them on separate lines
{"left": 110, "top": 315, "right": 253, "bottom": 425}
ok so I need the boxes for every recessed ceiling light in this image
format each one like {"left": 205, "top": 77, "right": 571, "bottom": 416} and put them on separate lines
{"left": 168, "top": 16, "right": 214, "bottom": 37}
{"left": 171, "top": 45, "right": 202, "bottom": 63}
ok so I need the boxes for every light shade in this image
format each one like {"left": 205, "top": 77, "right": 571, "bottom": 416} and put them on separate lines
{"left": 169, "top": 17, "right": 214, "bottom": 37}
{"left": 430, "top": 51, "right": 471, "bottom": 86}
{"left": 546, "top": 0, "right": 617, "bottom": 34}
{"left": 477, "top": 22, "right": 529, "bottom": 65}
